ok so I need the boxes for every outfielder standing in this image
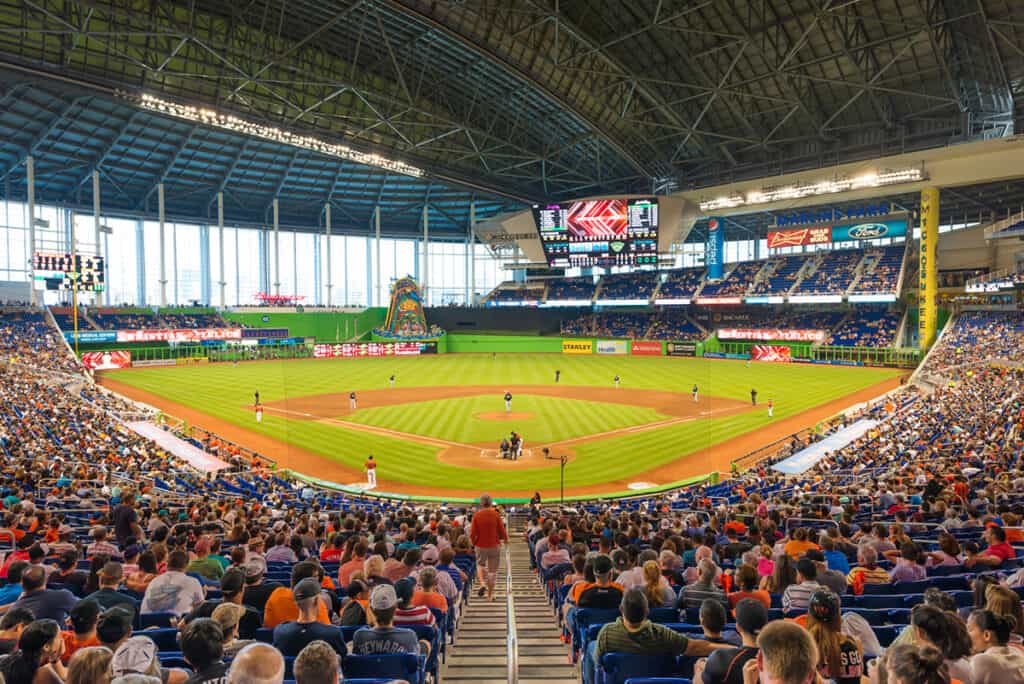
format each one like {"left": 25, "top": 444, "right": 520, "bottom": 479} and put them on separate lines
{"left": 389, "top": 374, "right": 395, "bottom": 388}
{"left": 504, "top": 390, "right": 512, "bottom": 413}
{"left": 767, "top": 399, "right": 774, "bottom": 417}
{"left": 614, "top": 374, "right": 620, "bottom": 389}
{"left": 349, "top": 391, "right": 357, "bottom": 409}
{"left": 255, "top": 403, "right": 263, "bottom": 424}
{"left": 692, "top": 384, "right": 699, "bottom": 402}
{"left": 364, "top": 455, "right": 377, "bottom": 488}
{"left": 554, "top": 369, "right": 560, "bottom": 383}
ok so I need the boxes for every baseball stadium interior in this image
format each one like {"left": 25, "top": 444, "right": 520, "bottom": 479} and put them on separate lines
{"left": 3, "top": 2, "right": 1024, "bottom": 684}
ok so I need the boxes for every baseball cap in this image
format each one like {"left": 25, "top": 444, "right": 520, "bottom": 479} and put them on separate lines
{"left": 370, "top": 584, "right": 398, "bottom": 611}
{"left": 592, "top": 554, "right": 613, "bottom": 576}
{"left": 804, "top": 549, "right": 825, "bottom": 563}
{"left": 808, "top": 590, "right": 841, "bottom": 622}
{"left": 394, "top": 577, "right": 415, "bottom": 604}
{"left": 211, "top": 602, "right": 245, "bottom": 634}
{"left": 123, "top": 544, "right": 142, "bottom": 559}
{"left": 97, "top": 607, "right": 134, "bottom": 646}
{"left": 734, "top": 598, "right": 769, "bottom": 635}
{"left": 421, "top": 545, "right": 439, "bottom": 564}
{"left": 292, "top": 577, "right": 321, "bottom": 602}
{"left": 244, "top": 557, "right": 267, "bottom": 580}
{"left": 112, "top": 636, "right": 158, "bottom": 676}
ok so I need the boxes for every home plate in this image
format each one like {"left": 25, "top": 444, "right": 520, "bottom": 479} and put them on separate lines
{"left": 628, "top": 482, "right": 658, "bottom": 490}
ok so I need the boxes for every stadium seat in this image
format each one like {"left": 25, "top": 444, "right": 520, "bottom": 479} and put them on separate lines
{"left": 599, "top": 654, "right": 683, "bottom": 684}
{"left": 341, "top": 654, "right": 424, "bottom": 684}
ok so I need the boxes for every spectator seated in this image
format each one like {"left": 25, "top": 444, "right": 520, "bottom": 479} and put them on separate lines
{"left": 852, "top": 246, "right": 904, "bottom": 295}
{"left": 699, "top": 261, "right": 762, "bottom": 298}
{"left": 657, "top": 269, "right": 704, "bottom": 301}
{"left": 794, "top": 249, "right": 863, "bottom": 295}
{"left": 599, "top": 272, "right": 658, "bottom": 301}
{"left": 825, "top": 309, "right": 900, "bottom": 347}
{"left": 546, "top": 277, "right": 597, "bottom": 302}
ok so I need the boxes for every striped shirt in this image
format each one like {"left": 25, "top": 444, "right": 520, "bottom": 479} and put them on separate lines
{"left": 393, "top": 605, "right": 435, "bottom": 627}
{"left": 847, "top": 566, "right": 890, "bottom": 585}
{"left": 782, "top": 580, "right": 822, "bottom": 612}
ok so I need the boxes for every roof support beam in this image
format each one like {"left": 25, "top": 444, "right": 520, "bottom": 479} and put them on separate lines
{"left": 137, "top": 127, "right": 198, "bottom": 210}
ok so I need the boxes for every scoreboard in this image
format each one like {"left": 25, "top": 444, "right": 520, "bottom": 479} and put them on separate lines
{"left": 534, "top": 197, "right": 659, "bottom": 267}
{"left": 33, "top": 252, "right": 105, "bottom": 292}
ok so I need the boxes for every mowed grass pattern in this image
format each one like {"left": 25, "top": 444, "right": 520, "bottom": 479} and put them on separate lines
{"left": 107, "top": 354, "right": 899, "bottom": 490}
{"left": 347, "top": 395, "right": 667, "bottom": 444}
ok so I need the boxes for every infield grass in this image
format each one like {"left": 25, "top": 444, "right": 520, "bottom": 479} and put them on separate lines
{"left": 105, "top": 354, "right": 899, "bottom": 490}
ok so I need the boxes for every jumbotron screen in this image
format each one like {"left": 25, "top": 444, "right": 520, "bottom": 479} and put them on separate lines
{"left": 32, "top": 252, "right": 105, "bottom": 292}
{"left": 533, "top": 198, "right": 658, "bottom": 267}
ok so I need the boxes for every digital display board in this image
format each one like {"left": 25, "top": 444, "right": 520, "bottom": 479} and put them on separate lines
{"left": 533, "top": 198, "right": 658, "bottom": 267}
{"left": 33, "top": 252, "right": 105, "bottom": 292}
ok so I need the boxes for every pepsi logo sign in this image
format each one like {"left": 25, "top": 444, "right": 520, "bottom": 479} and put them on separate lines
{"left": 708, "top": 219, "right": 720, "bottom": 231}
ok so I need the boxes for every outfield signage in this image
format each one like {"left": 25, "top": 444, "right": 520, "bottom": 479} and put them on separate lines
{"left": 81, "top": 350, "right": 131, "bottom": 370}
{"left": 562, "top": 340, "right": 593, "bottom": 354}
{"left": 705, "top": 218, "right": 725, "bottom": 280}
{"left": 63, "top": 330, "right": 117, "bottom": 343}
{"left": 751, "top": 345, "right": 792, "bottom": 362}
{"left": 241, "top": 327, "right": 289, "bottom": 339}
{"left": 653, "top": 297, "right": 691, "bottom": 306}
{"left": 117, "top": 327, "right": 243, "bottom": 343}
{"left": 631, "top": 341, "right": 662, "bottom": 356}
{"left": 694, "top": 297, "right": 743, "bottom": 305}
{"left": 131, "top": 358, "right": 175, "bottom": 368}
{"left": 666, "top": 342, "right": 696, "bottom": 356}
{"left": 767, "top": 217, "right": 908, "bottom": 248}
{"left": 719, "top": 328, "right": 825, "bottom": 342}
{"left": 788, "top": 294, "right": 843, "bottom": 304}
{"left": 595, "top": 340, "right": 627, "bottom": 355}
{"left": 313, "top": 342, "right": 428, "bottom": 358}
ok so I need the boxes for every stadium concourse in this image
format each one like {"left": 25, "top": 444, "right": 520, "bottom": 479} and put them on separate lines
{"left": 0, "top": 303, "right": 1022, "bottom": 684}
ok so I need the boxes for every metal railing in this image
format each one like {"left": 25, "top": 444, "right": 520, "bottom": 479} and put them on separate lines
{"left": 505, "top": 517, "right": 518, "bottom": 684}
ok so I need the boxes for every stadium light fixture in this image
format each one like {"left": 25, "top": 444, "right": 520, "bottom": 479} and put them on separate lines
{"left": 120, "top": 92, "right": 424, "bottom": 179}
{"left": 699, "top": 167, "right": 926, "bottom": 212}
{"left": 32, "top": 218, "right": 49, "bottom": 228}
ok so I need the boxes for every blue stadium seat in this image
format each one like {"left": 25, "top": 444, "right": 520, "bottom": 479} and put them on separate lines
{"left": 342, "top": 654, "right": 423, "bottom": 684}
{"left": 599, "top": 654, "right": 682, "bottom": 684}
{"left": 140, "top": 628, "right": 179, "bottom": 651}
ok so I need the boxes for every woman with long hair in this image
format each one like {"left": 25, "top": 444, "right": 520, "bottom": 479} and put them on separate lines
{"left": 926, "top": 533, "right": 962, "bottom": 567}
{"left": 908, "top": 604, "right": 972, "bottom": 681}
{"left": 760, "top": 553, "right": 796, "bottom": 594}
{"left": 66, "top": 646, "right": 113, "bottom": 684}
{"left": 884, "top": 643, "right": 950, "bottom": 684}
{"left": 83, "top": 553, "right": 110, "bottom": 595}
{"left": 985, "top": 584, "right": 1024, "bottom": 640}
{"left": 125, "top": 550, "right": 158, "bottom": 593}
{"left": 641, "top": 560, "right": 675, "bottom": 608}
{"left": 805, "top": 590, "right": 863, "bottom": 684}
{"left": 967, "top": 609, "right": 1024, "bottom": 682}
{"left": 0, "top": 618, "right": 66, "bottom": 684}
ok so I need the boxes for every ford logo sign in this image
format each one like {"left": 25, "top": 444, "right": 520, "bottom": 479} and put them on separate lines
{"left": 848, "top": 223, "right": 888, "bottom": 239}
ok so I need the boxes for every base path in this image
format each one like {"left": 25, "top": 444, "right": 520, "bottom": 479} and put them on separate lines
{"left": 98, "top": 375, "right": 902, "bottom": 500}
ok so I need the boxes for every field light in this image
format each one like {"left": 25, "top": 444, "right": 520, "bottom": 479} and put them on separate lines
{"left": 121, "top": 92, "right": 424, "bottom": 179}
{"left": 699, "top": 167, "right": 926, "bottom": 212}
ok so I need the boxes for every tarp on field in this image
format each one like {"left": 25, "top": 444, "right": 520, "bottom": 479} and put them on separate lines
{"left": 772, "top": 419, "right": 879, "bottom": 475}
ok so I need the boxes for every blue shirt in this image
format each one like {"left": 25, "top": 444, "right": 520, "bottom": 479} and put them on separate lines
{"left": 824, "top": 550, "right": 851, "bottom": 574}
{"left": 0, "top": 584, "right": 22, "bottom": 605}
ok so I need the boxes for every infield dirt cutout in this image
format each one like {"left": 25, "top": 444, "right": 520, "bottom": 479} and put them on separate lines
{"left": 475, "top": 411, "right": 535, "bottom": 421}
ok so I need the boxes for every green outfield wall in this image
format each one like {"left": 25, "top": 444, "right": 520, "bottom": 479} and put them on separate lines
{"left": 446, "top": 333, "right": 564, "bottom": 353}
{"left": 222, "top": 309, "right": 386, "bottom": 341}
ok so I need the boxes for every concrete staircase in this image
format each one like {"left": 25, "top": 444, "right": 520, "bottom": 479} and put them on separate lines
{"left": 441, "top": 526, "right": 575, "bottom": 684}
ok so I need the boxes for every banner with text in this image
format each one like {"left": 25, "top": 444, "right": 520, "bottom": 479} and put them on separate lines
{"left": 562, "top": 340, "right": 593, "bottom": 354}
{"left": 63, "top": 330, "right": 117, "bottom": 344}
{"left": 719, "top": 328, "right": 825, "bottom": 342}
{"left": 666, "top": 342, "right": 697, "bottom": 356}
{"left": 751, "top": 345, "right": 792, "bottom": 362}
{"left": 117, "top": 328, "right": 243, "bottom": 344}
{"left": 766, "top": 226, "right": 832, "bottom": 249}
{"left": 82, "top": 350, "right": 131, "bottom": 370}
{"left": 313, "top": 342, "right": 428, "bottom": 358}
{"left": 630, "top": 341, "right": 663, "bottom": 356}
{"left": 595, "top": 340, "right": 627, "bottom": 355}
{"left": 706, "top": 217, "right": 725, "bottom": 279}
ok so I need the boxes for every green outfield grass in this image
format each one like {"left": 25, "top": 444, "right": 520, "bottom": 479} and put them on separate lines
{"left": 105, "top": 354, "right": 900, "bottom": 491}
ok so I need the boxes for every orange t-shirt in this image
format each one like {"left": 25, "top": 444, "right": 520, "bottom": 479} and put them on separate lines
{"left": 470, "top": 507, "right": 508, "bottom": 549}
{"left": 262, "top": 586, "right": 330, "bottom": 628}
{"left": 61, "top": 632, "right": 100, "bottom": 663}
{"left": 783, "top": 540, "right": 820, "bottom": 559}
{"left": 412, "top": 591, "right": 448, "bottom": 613}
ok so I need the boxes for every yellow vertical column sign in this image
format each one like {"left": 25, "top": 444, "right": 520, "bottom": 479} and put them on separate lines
{"left": 918, "top": 187, "right": 939, "bottom": 349}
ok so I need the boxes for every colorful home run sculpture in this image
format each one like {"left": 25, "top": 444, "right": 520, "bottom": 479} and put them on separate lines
{"left": 374, "top": 277, "right": 445, "bottom": 340}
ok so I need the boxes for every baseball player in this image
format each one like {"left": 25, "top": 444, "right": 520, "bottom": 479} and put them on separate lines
{"left": 504, "top": 390, "right": 512, "bottom": 413}
{"left": 692, "top": 384, "right": 699, "bottom": 402}
{"left": 614, "top": 374, "right": 620, "bottom": 389}
{"left": 364, "top": 455, "right": 376, "bottom": 488}
{"left": 554, "top": 369, "right": 560, "bottom": 383}
{"left": 255, "top": 403, "right": 263, "bottom": 424}
{"left": 750, "top": 388, "right": 758, "bottom": 406}
{"left": 767, "top": 399, "right": 774, "bottom": 418}
{"left": 254, "top": 390, "right": 260, "bottom": 406}
{"left": 389, "top": 374, "right": 395, "bottom": 388}
{"left": 349, "top": 391, "right": 357, "bottom": 409}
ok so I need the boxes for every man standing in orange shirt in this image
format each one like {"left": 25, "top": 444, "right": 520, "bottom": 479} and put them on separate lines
{"left": 470, "top": 493, "right": 508, "bottom": 602}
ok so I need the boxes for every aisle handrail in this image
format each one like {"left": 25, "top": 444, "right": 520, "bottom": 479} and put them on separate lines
{"left": 506, "top": 514, "right": 518, "bottom": 684}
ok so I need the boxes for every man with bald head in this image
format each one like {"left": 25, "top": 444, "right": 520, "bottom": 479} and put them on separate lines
{"left": 227, "top": 642, "right": 285, "bottom": 684}
{"left": 10, "top": 564, "right": 78, "bottom": 622}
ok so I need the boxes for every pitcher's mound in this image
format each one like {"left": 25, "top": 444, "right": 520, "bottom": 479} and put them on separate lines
{"left": 475, "top": 411, "right": 534, "bottom": 421}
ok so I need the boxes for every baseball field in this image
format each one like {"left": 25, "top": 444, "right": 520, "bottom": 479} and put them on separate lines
{"left": 98, "top": 354, "right": 902, "bottom": 500}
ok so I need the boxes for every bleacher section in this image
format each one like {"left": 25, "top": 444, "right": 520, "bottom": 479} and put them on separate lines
{"left": 645, "top": 311, "right": 705, "bottom": 341}
{"left": 596, "top": 271, "right": 658, "bottom": 302}
{"left": 793, "top": 249, "right": 862, "bottom": 295}
{"left": 698, "top": 260, "right": 762, "bottom": 298}
{"left": 546, "top": 277, "right": 597, "bottom": 303}
{"left": 55, "top": 308, "right": 232, "bottom": 331}
{"left": 748, "top": 255, "right": 805, "bottom": 296}
{"left": 826, "top": 309, "right": 901, "bottom": 347}
{"left": 852, "top": 245, "right": 906, "bottom": 295}
{"left": 655, "top": 268, "right": 705, "bottom": 303}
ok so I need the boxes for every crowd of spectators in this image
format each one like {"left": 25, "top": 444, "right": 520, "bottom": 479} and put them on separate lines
{"left": 78, "top": 310, "right": 232, "bottom": 331}
{"left": 794, "top": 249, "right": 863, "bottom": 295}
{"left": 699, "top": 262, "right": 764, "bottom": 298}
{"left": 560, "top": 312, "right": 707, "bottom": 341}
{"left": 925, "top": 311, "right": 1024, "bottom": 374}
{"left": 657, "top": 268, "right": 705, "bottom": 301}
{"left": 546, "top": 277, "right": 597, "bottom": 302}
{"left": 826, "top": 309, "right": 901, "bottom": 347}
{"left": 597, "top": 272, "right": 659, "bottom": 301}
{"left": 852, "top": 246, "right": 905, "bottom": 295}
{"left": 748, "top": 255, "right": 806, "bottom": 296}
{"left": 485, "top": 285, "right": 544, "bottom": 304}
{"left": 645, "top": 312, "right": 706, "bottom": 342}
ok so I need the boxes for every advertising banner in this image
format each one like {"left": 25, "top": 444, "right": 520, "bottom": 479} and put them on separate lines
{"left": 595, "top": 340, "right": 627, "bottom": 355}
{"left": 175, "top": 357, "right": 208, "bottom": 365}
{"left": 241, "top": 327, "right": 289, "bottom": 339}
{"left": 313, "top": 342, "right": 425, "bottom": 358}
{"left": 751, "top": 345, "right": 792, "bottom": 362}
{"left": 63, "top": 330, "right": 117, "bottom": 344}
{"left": 131, "top": 358, "right": 175, "bottom": 368}
{"left": 81, "top": 350, "right": 131, "bottom": 370}
{"left": 766, "top": 226, "right": 832, "bottom": 249}
{"left": 117, "top": 328, "right": 243, "bottom": 343}
{"left": 919, "top": 189, "right": 938, "bottom": 348}
{"left": 562, "top": 340, "right": 593, "bottom": 355}
{"left": 666, "top": 342, "right": 696, "bottom": 356}
{"left": 830, "top": 218, "right": 907, "bottom": 242}
{"left": 706, "top": 217, "right": 725, "bottom": 280}
{"left": 719, "top": 328, "right": 825, "bottom": 342}
{"left": 630, "top": 341, "right": 663, "bottom": 356}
